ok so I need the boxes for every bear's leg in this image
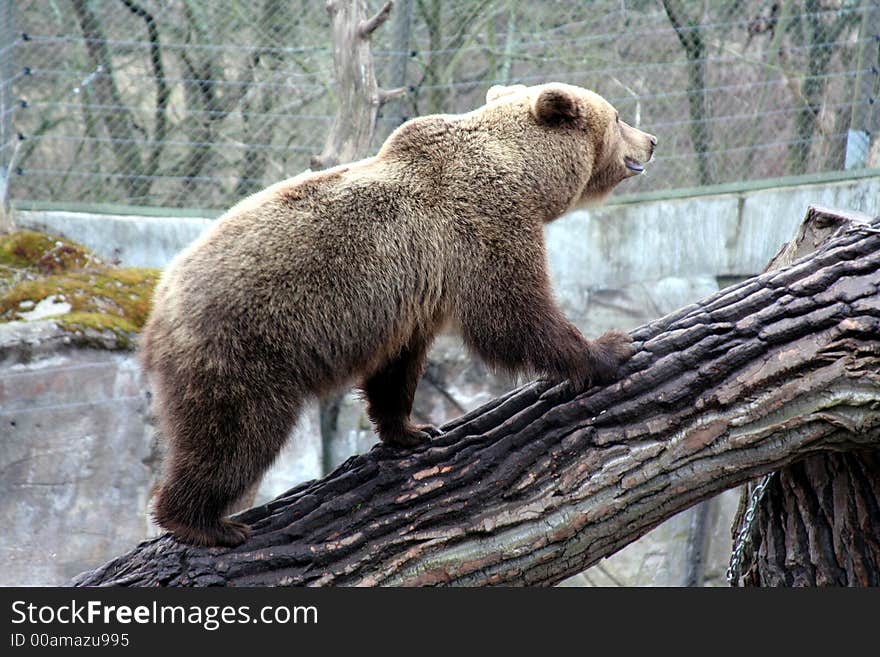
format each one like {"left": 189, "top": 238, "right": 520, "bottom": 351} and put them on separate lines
{"left": 361, "top": 333, "right": 438, "bottom": 447}
{"left": 457, "top": 240, "right": 634, "bottom": 390}
{"left": 460, "top": 280, "right": 634, "bottom": 389}
{"left": 153, "top": 385, "right": 299, "bottom": 547}
{"left": 155, "top": 457, "right": 252, "bottom": 548}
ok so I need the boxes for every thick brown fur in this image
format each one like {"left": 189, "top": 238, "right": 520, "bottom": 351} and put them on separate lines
{"left": 141, "top": 82, "right": 657, "bottom": 547}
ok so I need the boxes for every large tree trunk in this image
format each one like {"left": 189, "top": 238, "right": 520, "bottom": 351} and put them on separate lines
{"left": 74, "top": 208, "right": 880, "bottom": 587}
{"left": 730, "top": 206, "right": 880, "bottom": 587}
{"left": 736, "top": 451, "right": 880, "bottom": 586}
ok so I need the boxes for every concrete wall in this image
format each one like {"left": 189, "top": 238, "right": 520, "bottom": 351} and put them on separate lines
{"left": 5, "top": 174, "right": 878, "bottom": 585}
{"left": 14, "top": 211, "right": 213, "bottom": 269}
{"left": 17, "top": 175, "right": 879, "bottom": 275}
{"left": 0, "top": 322, "right": 156, "bottom": 586}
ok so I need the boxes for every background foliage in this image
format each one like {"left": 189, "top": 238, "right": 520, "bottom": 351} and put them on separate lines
{"left": 1, "top": 0, "right": 878, "bottom": 209}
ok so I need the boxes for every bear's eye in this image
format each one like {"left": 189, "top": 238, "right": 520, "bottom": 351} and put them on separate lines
{"left": 615, "top": 113, "right": 620, "bottom": 124}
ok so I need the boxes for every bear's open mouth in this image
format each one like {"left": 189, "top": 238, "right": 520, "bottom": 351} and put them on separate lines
{"left": 624, "top": 157, "right": 645, "bottom": 173}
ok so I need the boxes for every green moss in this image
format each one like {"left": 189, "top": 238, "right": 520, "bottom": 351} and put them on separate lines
{"left": 59, "top": 311, "right": 138, "bottom": 334}
{"left": 0, "top": 268, "right": 17, "bottom": 290}
{"left": 0, "top": 230, "right": 99, "bottom": 273}
{"left": 0, "top": 268, "right": 160, "bottom": 328}
{"left": 0, "top": 230, "right": 58, "bottom": 267}
{"left": 57, "top": 312, "right": 138, "bottom": 350}
{"left": 0, "top": 230, "right": 160, "bottom": 346}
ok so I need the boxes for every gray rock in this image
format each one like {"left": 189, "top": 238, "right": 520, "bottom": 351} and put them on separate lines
{"left": 0, "top": 340, "right": 156, "bottom": 586}
{"left": 0, "top": 321, "right": 324, "bottom": 585}
{"left": 16, "top": 295, "right": 71, "bottom": 322}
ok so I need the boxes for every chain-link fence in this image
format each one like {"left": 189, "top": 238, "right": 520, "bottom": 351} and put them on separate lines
{"left": 1, "top": 0, "right": 879, "bottom": 211}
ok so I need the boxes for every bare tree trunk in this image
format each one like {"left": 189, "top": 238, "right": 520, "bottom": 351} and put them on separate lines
{"left": 683, "top": 499, "right": 714, "bottom": 586}
{"left": 175, "top": 4, "right": 266, "bottom": 200}
{"left": 731, "top": 205, "right": 880, "bottom": 587}
{"left": 662, "top": 0, "right": 712, "bottom": 185}
{"left": 386, "top": 0, "right": 414, "bottom": 127}
{"left": 70, "top": 0, "right": 147, "bottom": 200}
{"left": 310, "top": 0, "right": 403, "bottom": 170}
{"left": 234, "top": 0, "right": 285, "bottom": 199}
{"left": 787, "top": 1, "right": 862, "bottom": 175}
{"left": 737, "top": 451, "right": 880, "bottom": 586}
{"left": 418, "top": 0, "right": 445, "bottom": 116}
{"left": 74, "top": 209, "right": 880, "bottom": 587}
{"left": 412, "top": 0, "right": 496, "bottom": 116}
{"left": 120, "top": 0, "right": 169, "bottom": 186}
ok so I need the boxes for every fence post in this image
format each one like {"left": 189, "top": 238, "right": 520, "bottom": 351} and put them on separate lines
{"left": 388, "top": 0, "right": 413, "bottom": 127}
{"left": 846, "top": 0, "right": 880, "bottom": 169}
{"left": 0, "top": 0, "right": 16, "bottom": 231}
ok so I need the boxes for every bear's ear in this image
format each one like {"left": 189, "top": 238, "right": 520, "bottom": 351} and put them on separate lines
{"left": 486, "top": 84, "right": 526, "bottom": 103}
{"left": 532, "top": 88, "right": 580, "bottom": 127}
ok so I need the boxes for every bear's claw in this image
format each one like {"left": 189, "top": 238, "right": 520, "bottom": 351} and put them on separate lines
{"left": 380, "top": 423, "right": 440, "bottom": 448}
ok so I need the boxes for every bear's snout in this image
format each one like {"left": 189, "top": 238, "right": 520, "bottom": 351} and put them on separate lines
{"left": 620, "top": 122, "right": 657, "bottom": 175}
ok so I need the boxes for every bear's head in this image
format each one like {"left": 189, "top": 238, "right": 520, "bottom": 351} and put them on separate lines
{"left": 484, "top": 82, "right": 657, "bottom": 212}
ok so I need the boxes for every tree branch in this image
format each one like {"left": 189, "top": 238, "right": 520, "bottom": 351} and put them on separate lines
{"left": 359, "top": 1, "right": 394, "bottom": 38}
{"left": 662, "top": 0, "right": 712, "bottom": 184}
{"left": 74, "top": 209, "right": 880, "bottom": 586}
{"left": 378, "top": 86, "right": 407, "bottom": 105}
{"left": 661, "top": 0, "right": 697, "bottom": 52}
{"left": 313, "top": 0, "right": 395, "bottom": 170}
{"left": 70, "top": 0, "right": 147, "bottom": 198}
{"left": 119, "top": 0, "right": 169, "bottom": 182}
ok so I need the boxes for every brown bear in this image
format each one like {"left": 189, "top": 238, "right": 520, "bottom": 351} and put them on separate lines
{"left": 141, "top": 82, "right": 657, "bottom": 547}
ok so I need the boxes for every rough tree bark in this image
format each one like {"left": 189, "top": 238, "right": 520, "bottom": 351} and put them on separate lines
{"left": 73, "top": 208, "right": 880, "bottom": 586}
{"left": 732, "top": 206, "right": 880, "bottom": 586}
{"left": 310, "top": 0, "right": 405, "bottom": 170}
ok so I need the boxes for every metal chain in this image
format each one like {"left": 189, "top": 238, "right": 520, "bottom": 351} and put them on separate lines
{"left": 726, "top": 472, "right": 775, "bottom": 586}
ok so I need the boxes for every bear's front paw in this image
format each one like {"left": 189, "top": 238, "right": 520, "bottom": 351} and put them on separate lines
{"left": 588, "top": 330, "right": 635, "bottom": 384}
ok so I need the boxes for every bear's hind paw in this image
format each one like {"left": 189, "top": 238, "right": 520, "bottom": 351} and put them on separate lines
{"left": 164, "top": 518, "right": 251, "bottom": 549}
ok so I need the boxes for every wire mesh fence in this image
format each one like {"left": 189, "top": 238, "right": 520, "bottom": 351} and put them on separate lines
{"left": 1, "top": 0, "right": 879, "bottom": 211}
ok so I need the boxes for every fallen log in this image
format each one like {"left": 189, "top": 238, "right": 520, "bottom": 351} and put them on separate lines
{"left": 731, "top": 206, "right": 880, "bottom": 586}
{"left": 75, "top": 209, "right": 880, "bottom": 586}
